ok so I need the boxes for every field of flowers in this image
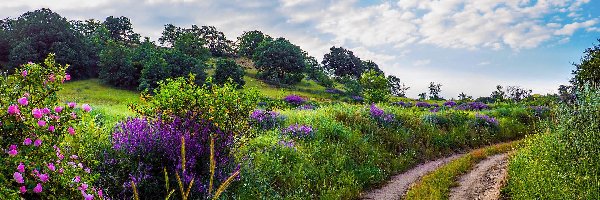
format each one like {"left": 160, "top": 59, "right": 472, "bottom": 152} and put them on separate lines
{"left": 1, "top": 56, "right": 550, "bottom": 199}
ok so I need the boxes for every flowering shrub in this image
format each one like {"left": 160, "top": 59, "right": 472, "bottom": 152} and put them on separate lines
{"left": 416, "top": 102, "right": 431, "bottom": 108}
{"left": 0, "top": 55, "right": 102, "bottom": 199}
{"left": 283, "top": 95, "right": 305, "bottom": 106}
{"left": 282, "top": 124, "right": 314, "bottom": 139}
{"left": 474, "top": 113, "right": 499, "bottom": 128}
{"left": 456, "top": 102, "right": 489, "bottom": 111}
{"left": 249, "top": 109, "right": 285, "bottom": 130}
{"left": 297, "top": 104, "right": 316, "bottom": 110}
{"left": 369, "top": 104, "right": 396, "bottom": 126}
{"left": 100, "top": 116, "right": 235, "bottom": 199}
{"left": 443, "top": 101, "right": 457, "bottom": 107}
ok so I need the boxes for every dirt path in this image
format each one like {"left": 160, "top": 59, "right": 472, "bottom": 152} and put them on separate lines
{"left": 449, "top": 153, "right": 509, "bottom": 200}
{"left": 361, "top": 154, "right": 463, "bottom": 200}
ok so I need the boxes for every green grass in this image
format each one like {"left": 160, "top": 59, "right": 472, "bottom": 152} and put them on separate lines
{"left": 58, "top": 79, "right": 140, "bottom": 119}
{"left": 404, "top": 140, "right": 521, "bottom": 200}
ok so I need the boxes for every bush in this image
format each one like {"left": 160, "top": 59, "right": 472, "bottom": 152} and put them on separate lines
{"left": 98, "top": 40, "right": 138, "bottom": 89}
{"left": 283, "top": 95, "right": 306, "bottom": 106}
{"left": 360, "top": 70, "right": 390, "bottom": 103}
{"left": 213, "top": 58, "right": 245, "bottom": 88}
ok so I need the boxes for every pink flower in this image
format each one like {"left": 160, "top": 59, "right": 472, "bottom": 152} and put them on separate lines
{"left": 54, "top": 106, "right": 63, "bottom": 113}
{"left": 17, "top": 162, "right": 25, "bottom": 173}
{"left": 68, "top": 127, "right": 75, "bottom": 135}
{"left": 48, "top": 74, "right": 55, "bottom": 82}
{"left": 19, "top": 186, "right": 27, "bottom": 193}
{"left": 37, "top": 120, "right": 46, "bottom": 127}
{"left": 8, "top": 104, "right": 19, "bottom": 115}
{"left": 58, "top": 168, "right": 64, "bottom": 174}
{"left": 34, "top": 139, "right": 42, "bottom": 147}
{"left": 32, "top": 108, "right": 43, "bottom": 119}
{"left": 71, "top": 112, "right": 77, "bottom": 119}
{"left": 65, "top": 74, "right": 71, "bottom": 81}
{"left": 8, "top": 144, "right": 18, "bottom": 156}
{"left": 73, "top": 176, "right": 81, "bottom": 183}
{"left": 58, "top": 154, "right": 65, "bottom": 160}
{"left": 71, "top": 155, "right": 79, "bottom": 160}
{"left": 82, "top": 104, "right": 92, "bottom": 112}
{"left": 68, "top": 102, "right": 76, "bottom": 108}
{"left": 13, "top": 172, "right": 24, "bottom": 183}
{"left": 38, "top": 173, "right": 49, "bottom": 182}
{"left": 47, "top": 163, "right": 56, "bottom": 171}
{"left": 18, "top": 97, "right": 28, "bottom": 106}
{"left": 78, "top": 183, "right": 88, "bottom": 191}
{"left": 21, "top": 70, "right": 27, "bottom": 77}
{"left": 33, "top": 183, "right": 43, "bottom": 193}
{"left": 48, "top": 125, "right": 55, "bottom": 132}
{"left": 84, "top": 168, "right": 91, "bottom": 173}
{"left": 98, "top": 189, "right": 103, "bottom": 198}
{"left": 82, "top": 191, "right": 94, "bottom": 200}
{"left": 23, "top": 138, "right": 32, "bottom": 145}
{"left": 42, "top": 107, "right": 50, "bottom": 114}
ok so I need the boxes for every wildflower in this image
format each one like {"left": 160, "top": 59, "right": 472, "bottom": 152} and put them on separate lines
{"left": 19, "top": 186, "right": 27, "bottom": 193}
{"left": 68, "top": 127, "right": 75, "bottom": 135}
{"left": 48, "top": 74, "right": 55, "bottom": 82}
{"left": 416, "top": 102, "right": 431, "bottom": 108}
{"left": 71, "top": 112, "right": 77, "bottom": 119}
{"left": 32, "top": 108, "right": 43, "bottom": 119}
{"left": 82, "top": 104, "right": 92, "bottom": 112}
{"left": 23, "top": 138, "right": 32, "bottom": 145}
{"left": 443, "top": 101, "right": 457, "bottom": 107}
{"left": 37, "top": 120, "right": 46, "bottom": 127}
{"left": 370, "top": 104, "right": 384, "bottom": 117}
{"left": 283, "top": 95, "right": 305, "bottom": 105}
{"left": 54, "top": 106, "right": 63, "bottom": 113}
{"left": 18, "top": 97, "right": 28, "bottom": 106}
{"left": 68, "top": 102, "right": 76, "bottom": 108}
{"left": 13, "top": 172, "right": 24, "bottom": 183}
{"left": 47, "top": 163, "right": 56, "bottom": 171}
{"left": 48, "top": 125, "right": 55, "bottom": 132}
{"left": 17, "top": 163, "right": 25, "bottom": 173}
{"left": 8, "top": 144, "right": 18, "bottom": 156}
{"left": 475, "top": 114, "right": 499, "bottom": 126}
{"left": 282, "top": 124, "right": 314, "bottom": 139}
{"left": 71, "top": 155, "right": 79, "bottom": 159}
{"left": 352, "top": 96, "right": 364, "bottom": 102}
{"left": 38, "top": 174, "right": 49, "bottom": 182}
{"left": 73, "top": 176, "right": 81, "bottom": 183}
{"left": 65, "top": 74, "right": 71, "bottom": 81}
{"left": 8, "top": 104, "right": 20, "bottom": 115}
{"left": 33, "top": 183, "right": 43, "bottom": 193}
{"left": 58, "top": 168, "right": 64, "bottom": 174}
{"left": 22, "top": 70, "right": 28, "bottom": 77}
{"left": 84, "top": 168, "right": 91, "bottom": 173}
{"left": 78, "top": 183, "right": 88, "bottom": 191}
{"left": 34, "top": 139, "right": 42, "bottom": 147}
{"left": 82, "top": 191, "right": 94, "bottom": 200}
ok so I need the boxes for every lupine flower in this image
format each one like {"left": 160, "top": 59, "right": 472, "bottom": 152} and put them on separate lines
{"left": 32, "top": 108, "right": 43, "bottom": 119}
{"left": 68, "top": 127, "right": 75, "bottom": 135}
{"left": 33, "top": 183, "right": 43, "bottom": 193}
{"left": 370, "top": 104, "right": 385, "bottom": 117}
{"left": 82, "top": 104, "right": 92, "bottom": 112}
{"left": 23, "top": 138, "right": 32, "bottom": 145}
{"left": 250, "top": 109, "right": 285, "bottom": 130}
{"left": 22, "top": 70, "right": 28, "bottom": 77}
{"left": 48, "top": 125, "right": 55, "bottom": 132}
{"left": 14, "top": 172, "right": 24, "bottom": 183}
{"left": 283, "top": 95, "right": 305, "bottom": 105}
{"left": 47, "top": 163, "right": 56, "bottom": 171}
{"left": 282, "top": 124, "right": 314, "bottom": 139}
{"left": 17, "top": 163, "right": 25, "bottom": 173}
{"left": 8, "top": 104, "right": 20, "bottom": 115}
{"left": 37, "top": 120, "right": 46, "bottom": 127}
{"left": 34, "top": 139, "right": 42, "bottom": 147}
{"left": 8, "top": 144, "right": 18, "bottom": 156}
{"left": 416, "top": 101, "right": 431, "bottom": 108}
{"left": 68, "top": 102, "right": 76, "bottom": 108}
{"left": 54, "top": 106, "right": 63, "bottom": 113}
{"left": 475, "top": 113, "right": 499, "bottom": 126}
{"left": 18, "top": 97, "right": 28, "bottom": 106}
{"left": 38, "top": 173, "right": 49, "bottom": 182}
{"left": 19, "top": 186, "right": 27, "bottom": 193}
{"left": 443, "top": 101, "right": 457, "bottom": 107}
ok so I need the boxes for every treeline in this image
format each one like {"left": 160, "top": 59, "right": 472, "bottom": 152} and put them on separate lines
{"left": 0, "top": 8, "right": 408, "bottom": 95}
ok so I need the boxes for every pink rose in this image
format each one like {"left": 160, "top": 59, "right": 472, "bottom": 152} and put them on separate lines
{"left": 37, "top": 120, "right": 46, "bottom": 127}
{"left": 33, "top": 183, "right": 43, "bottom": 193}
{"left": 54, "top": 106, "right": 63, "bottom": 113}
{"left": 8, "top": 104, "right": 19, "bottom": 115}
{"left": 32, "top": 108, "right": 43, "bottom": 119}
{"left": 18, "top": 97, "right": 28, "bottom": 106}
{"left": 17, "top": 163, "right": 25, "bottom": 173}
{"left": 82, "top": 104, "right": 92, "bottom": 112}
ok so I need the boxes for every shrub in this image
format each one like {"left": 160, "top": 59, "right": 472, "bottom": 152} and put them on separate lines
{"left": 422, "top": 114, "right": 449, "bottom": 128}
{"left": 213, "top": 58, "right": 245, "bottom": 88}
{"left": 283, "top": 95, "right": 305, "bottom": 106}
{"left": 360, "top": 69, "right": 390, "bottom": 103}
{"left": 249, "top": 109, "right": 285, "bottom": 130}
{"left": 416, "top": 101, "right": 431, "bottom": 108}
{"left": 369, "top": 104, "right": 396, "bottom": 127}
{"left": 98, "top": 40, "right": 138, "bottom": 89}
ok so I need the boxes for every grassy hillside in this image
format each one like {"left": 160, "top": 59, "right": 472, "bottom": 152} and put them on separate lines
{"left": 58, "top": 79, "right": 140, "bottom": 119}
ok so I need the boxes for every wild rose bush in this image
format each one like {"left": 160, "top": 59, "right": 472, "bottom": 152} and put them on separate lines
{"left": 98, "top": 116, "right": 235, "bottom": 199}
{"left": 0, "top": 55, "right": 102, "bottom": 199}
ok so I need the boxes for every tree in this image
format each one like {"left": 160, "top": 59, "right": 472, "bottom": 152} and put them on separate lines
{"left": 103, "top": 16, "right": 140, "bottom": 45}
{"left": 458, "top": 92, "right": 472, "bottom": 101}
{"left": 173, "top": 32, "right": 211, "bottom": 61}
{"left": 360, "top": 69, "right": 390, "bottom": 103}
{"left": 490, "top": 85, "right": 505, "bottom": 102}
{"left": 98, "top": 40, "right": 137, "bottom": 89}
{"left": 213, "top": 58, "right": 245, "bottom": 88}
{"left": 304, "top": 54, "right": 333, "bottom": 88}
{"left": 322, "top": 46, "right": 363, "bottom": 79}
{"left": 505, "top": 85, "right": 532, "bottom": 102}
{"left": 418, "top": 92, "right": 427, "bottom": 100}
{"left": 236, "top": 30, "right": 271, "bottom": 58}
{"left": 428, "top": 82, "right": 443, "bottom": 100}
{"left": 387, "top": 75, "right": 410, "bottom": 97}
{"left": 158, "top": 24, "right": 182, "bottom": 46}
{"left": 253, "top": 37, "right": 306, "bottom": 85}
{"left": 362, "top": 60, "right": 383, "bottom": 75}
{"left": 193, "top": 25, "right": 234, "bottom": 57}
{"left": 571, "top": 39, "right": 600, "bottom": 88}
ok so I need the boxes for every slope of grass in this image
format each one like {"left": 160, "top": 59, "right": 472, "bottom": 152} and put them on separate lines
{"left": 58, "top": 79, "right": 140, "bottom": 119}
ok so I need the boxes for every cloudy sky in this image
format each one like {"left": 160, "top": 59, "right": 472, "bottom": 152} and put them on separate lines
{"left": 2, "top": 0, "right": 599, "bottom": 98}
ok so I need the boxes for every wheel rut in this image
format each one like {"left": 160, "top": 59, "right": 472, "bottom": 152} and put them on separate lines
{"left": 449, "top": 153, "right": 509, "bottom": 200}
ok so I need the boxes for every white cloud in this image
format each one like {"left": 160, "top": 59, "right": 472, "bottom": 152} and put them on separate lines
{"left": 555, "top": 19, "right": 597, "bottom": 35}
{"left": 413, "top": 59, "right": 431, "bottom": 66}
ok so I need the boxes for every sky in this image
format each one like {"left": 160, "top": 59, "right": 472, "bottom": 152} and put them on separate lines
{"left": 1, "top": 0, "right": 599, "bottom": 98}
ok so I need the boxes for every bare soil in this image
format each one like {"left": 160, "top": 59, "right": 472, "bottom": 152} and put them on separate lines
{"left": 361, "top": 154, "right": 464, "bottom": 200}
{"left": 449, "top": 153, "right": 509, "bottom": 200}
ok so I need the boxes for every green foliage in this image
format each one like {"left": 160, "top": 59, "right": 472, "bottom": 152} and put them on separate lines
{"left": 236, "top": 30, "right": 271, "bottom": 58}
{"left": 98, "top": 40, "right": 138, "bottom": 89}
{"left": 360, "top": 70, "right": 390, "bottom": 103}
{"left": 505, "top": 87, "right": 599, "bottom": 199}
{"left": 103, "top": 16, "right": 140, "bottom": 45}
{"left": 304, "top": 55, "right": 334, "bottom": 88}
{"left": 160, "top": 24, "right": 234, "bottom": 57}
{"left": 322, "top": 46, "right": 364, "bottom": 79}
{"left": 428, "top": 82, "right": 443, "bottom": 100}
{"left": 253, "top": 37, "right": 306, "bottom": 85}
{"left": 213, "top": 58, "right": 245, "bottom": 88}
{"left": 173, "top": 32, "right": 211, "bottom": 61}
{"left": 571, "top": 39, "right": 600, "bottom": 88}
{"left": 388, "top": 75, "right": 410, "bottom": 97}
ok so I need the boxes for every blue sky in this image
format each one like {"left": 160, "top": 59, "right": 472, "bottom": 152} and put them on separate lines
{"left": 1, "top": 0, "right": 599, "bottom": 98}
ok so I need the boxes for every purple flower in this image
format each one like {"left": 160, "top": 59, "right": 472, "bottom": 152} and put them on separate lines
{"left": 33, "top": 183, "right": 43, "bottom": 193}
{"left": 443, "top": 101, "right": 457, "bottom": 107}
{"left": 8, "top": 144, "right": 18, "bottom": 156}
{"left": 278, "top": 139, "right": 296, "bottom": 149}
{"left": 475, "top": 113, "right": 499, "bottom": 126}
{"left": 38, "top": 173, "right": 49, "bottom": 182}
{"left": 32, "top": 108, "right": 43, "bottom": 119}
{"left": 325, "top": 88, "right": 343, "bottom": 94}
{"left": 297, "top": 104, "right": 315, "bottom": 110}
{"left": 34, "top": 139, "right": 42, "bottom": 147}
{"left": 47, "top": 163, "right": 56, "bottom": 171}
{"left": 283, "top": 95, "right": 305, "bottom": 105}
{"left": 250, "top": 109, "right": 284, "bottom": 130}
{"left": 38, "top": 120, "right": 46, "bottom": 127}
{"left": 8, "top": 104, "right": 20, "bottom": 115}
{"left": 21, "top": 70, "right": 28, "bottom": 77}
{"left": 54, "top": 106, "right": 63, "bottom": 113}
{"left": 65, "top": 74, "right": 71, "bottom": 81}
{"left": 68, "top": 127, "right": 75, "bottom": 135}
{"left": 68, "top": 102, "right": 76, "bottom": 108}
{"left": 23, "top": 138, "right": 32, "bottom": 146}
{"left": 282, "top": 124, "right": 314, "bottom": 139}
{"left": 370, "top": 104, "right": 385, "bottom": 117}
{"left": 416, "top": 102, "right": 431, "bottom": 108}
{"left": 82, "top": 104, "right": 92, "bottom": 112}
{"left": 73, "top": 176, "right": 81, "bottom": 183}
{"left": 82, "top": 191, "right": 94, "bottom": 200}
{"left": 17, "top": 163, "right": 25, "bottom": 173}
{"left": 48, "top": 125, "right": 55, "bottom": 132}
{"left": 18, "top": 97, "right": 28, "bottom": 106}
{"left": 352, "top": 96, "right": 364, "bottom": 102}
{"left": 14, "top": 172, "right": 24, "bottom": 183}
{"left": 370, "top": 104, "right": 396, "bottom": 125}
{"left": 19, "top": 186, "right": 27, "bottom": 193}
